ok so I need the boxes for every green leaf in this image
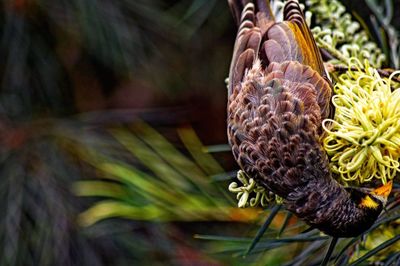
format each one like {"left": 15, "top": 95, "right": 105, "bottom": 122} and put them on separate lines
{"left": 78, "top": 200, "right": 165, "bottom": 226}
{"left": 349, "top": 235, "right": 400, "bottom": 265}
{"left": 177, "top": 127, "right": 224, "bottom": 175}
{"left": 72, "top": 180, "right": 127, "bottom": 199}
{"left": 277, "top": 212, "right": 293, "bottom": 237}
{"left": 203, "top": 144, "right": 231, "bottom": 153}
{"left": 321, "top": 237, "right": 338, "bottom": 266}
{"left": 111, "top": 129, "right": 193, "bottom": 191}
{"left": 245, "top": 205, "right": 281, "bottom": 255}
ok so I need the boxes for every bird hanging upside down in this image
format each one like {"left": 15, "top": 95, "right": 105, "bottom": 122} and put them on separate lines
{"left": 226, "top": 0, "right": 393, "bottom": 237}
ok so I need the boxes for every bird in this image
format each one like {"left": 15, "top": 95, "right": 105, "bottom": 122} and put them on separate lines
{"left": 226, "top": 0, "right": 393, "bottom": 238}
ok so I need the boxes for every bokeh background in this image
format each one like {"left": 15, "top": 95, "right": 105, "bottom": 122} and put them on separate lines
{"left": 0, "top": 0, "right": 399, "bottom": 265}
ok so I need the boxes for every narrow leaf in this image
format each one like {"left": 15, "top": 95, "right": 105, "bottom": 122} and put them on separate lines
{"left": 245, "top": 204, "right": 281, "bottom": 255}
{"left": 321, "top": 237, "right": 338, "bottom": 266}
{"left": 277, "top": 212, "right": 293, "bottom": 237}
{"left": 349, "top": 235, "right": 400, "bottom": 266}
{"left": 178, "top": 127, "right": 224, "bottom": 175}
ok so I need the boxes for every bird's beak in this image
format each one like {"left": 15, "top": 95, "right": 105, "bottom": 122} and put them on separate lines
{"left": 371, "top": 181, "right": 393, "bottom": 198}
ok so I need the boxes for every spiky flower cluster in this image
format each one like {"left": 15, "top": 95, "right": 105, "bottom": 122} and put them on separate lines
{"left": 228, "top": 170, "right": 280, "bottom": 208}
{"left": 323, "top": 59, "right": 400, "bottom": 184}
{"left": 306, "top": 0, "right": 386, "bottom": 68}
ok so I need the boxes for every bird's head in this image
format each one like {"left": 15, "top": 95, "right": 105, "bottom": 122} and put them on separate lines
{"left": 355, "top": 180, "right": 393, "bottom": 210}
{"left": 321, "top": 181, "right": 394, "bottom": 238}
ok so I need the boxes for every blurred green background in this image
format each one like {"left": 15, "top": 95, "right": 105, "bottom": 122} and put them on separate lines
{"left": 0, "top": 0, "right": 399, "bottom": 265}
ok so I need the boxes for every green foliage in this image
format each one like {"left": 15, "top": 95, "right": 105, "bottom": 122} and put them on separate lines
{"left": 0, "top": 121, "right": 143, "bottom": 265}
{"left": 71, "top": 122, "right": 255, "bottom": 225}
{"left": 0, "top": 0, "right": 233, "bottom": 264}
{"left": 364, "top": 0, "right": 400, "bottom": 68}
{"left": 196, "top": 197, "right": 400, "bottom": 265}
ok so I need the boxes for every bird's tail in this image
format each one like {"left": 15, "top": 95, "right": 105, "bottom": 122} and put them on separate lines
{"left": 227, "top": 0, "right": 276, "bottom": 95}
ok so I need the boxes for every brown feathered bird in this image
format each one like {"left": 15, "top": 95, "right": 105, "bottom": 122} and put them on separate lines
{"left": 227, "top": 0, "right": 392, "bottom": 237}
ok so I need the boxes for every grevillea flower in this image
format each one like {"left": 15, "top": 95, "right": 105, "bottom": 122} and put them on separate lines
{"left": 323, "top": 58, "right": 400, "bottom": 184}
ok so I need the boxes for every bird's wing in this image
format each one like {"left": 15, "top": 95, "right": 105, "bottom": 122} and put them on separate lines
{"left": 228, "top": 0, "right": 332, "bottom": 119}
{"left": 283, "top": 1, "right": 327, "bottom": 78}
{"left": 259, "top": 1, "right": 332, "bottom": 119}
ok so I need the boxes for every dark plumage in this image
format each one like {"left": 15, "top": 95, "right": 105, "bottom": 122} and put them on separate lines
{"left": 227, "top": 0, "right": 391, "bottom": 237}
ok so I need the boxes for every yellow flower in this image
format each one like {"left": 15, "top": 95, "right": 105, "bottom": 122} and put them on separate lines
{"left": 323, "top": 58, "right": 400, "bottom": 184}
